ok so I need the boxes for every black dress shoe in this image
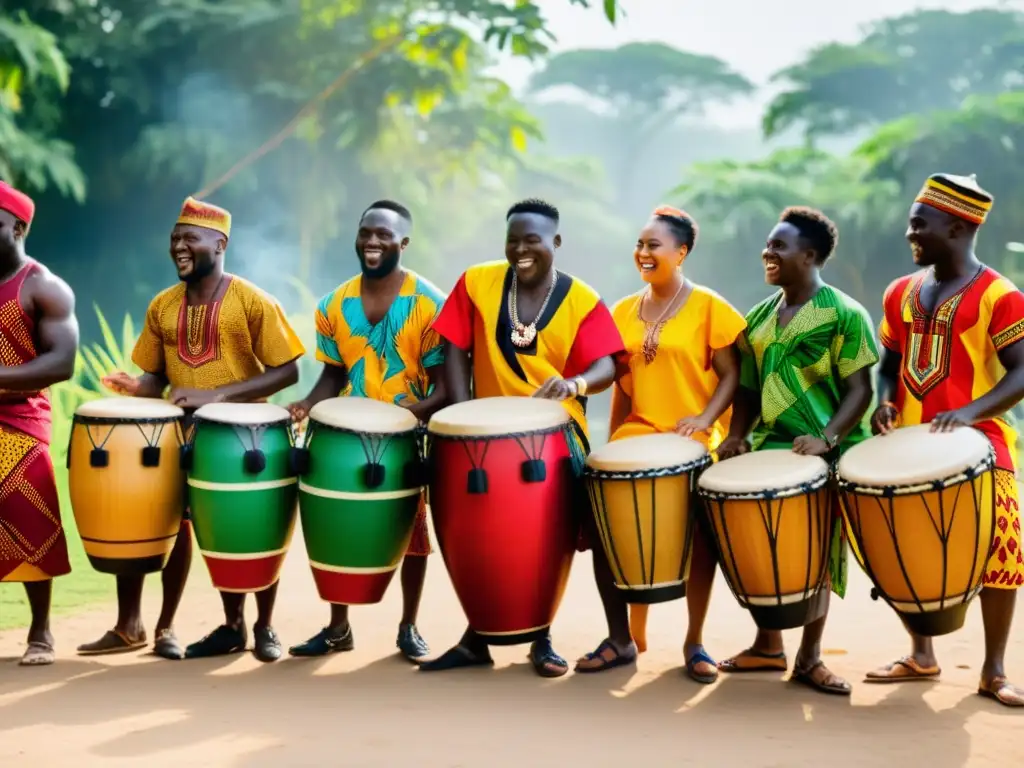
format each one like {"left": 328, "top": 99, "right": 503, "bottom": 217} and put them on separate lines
{"left": 253, "top": 625, "right": 282, "bottom": 663}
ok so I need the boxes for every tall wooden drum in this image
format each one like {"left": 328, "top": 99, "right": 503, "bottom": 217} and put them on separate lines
{"left": 297, "top": 397, "right": 424, "bottom": 605}
{"left": 187, "top": 403, "right": 298, "bottom": 593}
{"left": 837, "top": 424, "right": 995, "bottom": 636}
{"left": 699, "top": 450, "right": 832, "bottom": 630}
{"left": 428, "top": 396, "right": 577, "bottom": 645}
{"left": 585, "top": 433, "right": 710, "bottom": 603}
{"left": 68, "top": 397, "right": 185, "bottom": 575}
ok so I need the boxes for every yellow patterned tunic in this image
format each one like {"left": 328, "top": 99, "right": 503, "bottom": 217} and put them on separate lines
{"left": 132, "top": 274, "right": 305, "bottom": 390}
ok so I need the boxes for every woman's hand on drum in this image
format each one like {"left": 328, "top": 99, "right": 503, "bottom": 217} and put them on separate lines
{"left": 930, "top": 407, "right": 977, "bottom": 432}
{"left": 870, "top": 403, "right": 899, "bottom": 435}
{"left": 533, "top": 376, "right": 574, "bottom": 401}
{"left": 169, "top": 388, "right": 221, "bottom": 409}
{"left": 792, "top": 435, "right": 829, "bottom": 456}
{"left": 716, "top": 435, "right": 749, "bottom": 460}
{"left": 287, "top": 399, "right": 311, "bottom": 423}
{"left": 675, "top": 414, "right": 712, "bottom": 438}
{"left": 102, "top": 371, "right": 140, "bottom": 396}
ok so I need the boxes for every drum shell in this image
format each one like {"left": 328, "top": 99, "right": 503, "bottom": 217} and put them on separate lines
{"left": 298, "top": 422, "right": 422, "bottom": 605}
{"left": 587, "top": 470, "right": 696, "bottom": 603}
{"left": 428, "top": 427, "right": 576, "bottom": 644}
{"left": 68, "top": 417, "right": 184, "bottom": 575}
{"left": 703, "top": 485, "right": 832, "bottom": 630}
{"left": 840, "top": 470, "right": 995, "bottom": 636}
{"left": 188, "top": 420, "right": 297, "bottom": 592}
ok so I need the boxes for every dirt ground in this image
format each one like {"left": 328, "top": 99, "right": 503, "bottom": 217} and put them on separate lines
{"left": 1, "top": 539, "right": 1022, "bottom": 767}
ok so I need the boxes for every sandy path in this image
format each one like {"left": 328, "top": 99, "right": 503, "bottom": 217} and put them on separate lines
{"left": 1, "top": 537, "right": 1021, "bottom": 767}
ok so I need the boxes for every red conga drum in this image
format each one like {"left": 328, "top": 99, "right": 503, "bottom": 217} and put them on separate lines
{"left": 427, "top": 396, "right": 578, "bottom": 645}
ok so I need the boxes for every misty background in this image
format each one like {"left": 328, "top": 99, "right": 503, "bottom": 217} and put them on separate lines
{"left": 3, "top": 0, "right": 1024, "bottom": 439}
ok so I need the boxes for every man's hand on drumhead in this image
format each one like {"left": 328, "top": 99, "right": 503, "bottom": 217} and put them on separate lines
{"left": 870, "top": 404, "right": 898, "bottom": 435}
{"left": 716, "top": 435, "right": 749, "bottom": 460}
{"left": 675, "top": 414, "right": 712, "bottom": 437}
{"left": 169, "top": 387, "right": 218, "bottom": 409}
{"left": 287, "top": 400, "right": 310, "bottom": 423}
{"left": 792, "top": 435, "right": 829, "bottom": 456}
{"left": 102, "top": 371, "right": 139, "bottom": 396}
{"left": 930, "top": 407, "right": 975, "bottom": 433}
{"left": 533, "top": 376, "right": 573, "bottom": 401}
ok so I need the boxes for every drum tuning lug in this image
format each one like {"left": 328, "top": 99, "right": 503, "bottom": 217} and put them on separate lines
{"left": 141, "top": 446, "right": 161, "bottom": 467}
{"left": 89, "top": 448, "right": 109, "bottom": 468}
{"left": 289, "top": 447, "right": 310, "bottom": 476}
{"left": 467, "top": 467, "right": 488, "bottom": 494}
{"left": 179, "top": 444, "right": 194, "bottom": 471}
{"left": 521, "top": 459, "right": 547, "bottom": 484}
{"left": 363, "top": 462, "right": 386, "bottom": 489}
{"left": 870, "top": 588, "right": 880, "bottom": 601}
{"left": 243, "top": 449, "right": 267, "bottom": 475}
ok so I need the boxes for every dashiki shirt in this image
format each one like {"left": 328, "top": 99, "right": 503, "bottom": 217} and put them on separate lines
{"left": 738, "top": 284, "right": 880, "bottom": 598}
{"left": 314, "top": 270, "right": 445, "bottom": 404}
{"left": 133, "top": 274, "right": 306, "bottom": 392}
{"left": 0, "top": 259, "right": 70, "bottom": 583}
{"left": 879, "top": 266, "right": 1024, "bottom": 588}
{"left": 611, "top": 284, "right": 746, "bottom": 450}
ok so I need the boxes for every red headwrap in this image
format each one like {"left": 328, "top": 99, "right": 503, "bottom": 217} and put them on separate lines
{"left": 0, "top": 181, "right": 35, "bottom": 226}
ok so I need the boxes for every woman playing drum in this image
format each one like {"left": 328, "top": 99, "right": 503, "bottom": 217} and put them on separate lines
{"left": 574, "top": 206, "right": 745, "bottom": 683}
{"left": 716, "top": 207, "right": 878, "bottom": 696}
{"left": 866, "top": 173, "right": 1024, "bottom": 707}
{"left": 421, "top": 198, "right": 625, "bottom": 678}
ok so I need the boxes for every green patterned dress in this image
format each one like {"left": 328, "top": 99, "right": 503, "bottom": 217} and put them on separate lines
{"left": 738, "top": 285, "right": 879, "bottom": 598}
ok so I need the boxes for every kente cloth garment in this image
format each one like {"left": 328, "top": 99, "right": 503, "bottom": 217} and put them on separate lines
{"left": 315, "top": 270, "right": 445, "bottom": 404}
{"left": 611, "top": 284, "right": 746, "bottom": 451}
{"left": 432, "top": 260, "right": 626, "bottom": 552}
{"left": 0, "top": 260, "right": 69, "bottom": 581}
{"left": 739, "top": 285, "right": 880, "bottom": 599}
{"left": 879, "top": 267, "right": 1024, "bottom": 591}
{"left": 879, "top": 266, "right": 1024, "bottom": 473}
{"left": 314, "top": 269, "right": 445, "bottom": 556}
{"left": 132, "top": 274, "right": 305, "bottom": 391}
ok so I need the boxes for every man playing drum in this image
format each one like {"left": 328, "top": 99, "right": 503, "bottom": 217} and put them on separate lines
{"left": 867, "top": 173, "right": 1024, "bottom": 707}
{"left": 422, "top": 198, "right": 625, "bottom": 677}
{"left": 0, "top": 181, "right": 79, "bottom": 666}
{"left": 287, "top": 200, "right": 446, "bottom": 662}
{"left": 717, "top": 206, "right": 878, "bottom": 695}
{"left": 86, "top": 197, "right": 305, "bottom": 662}
{"left": 575, "top": 206, "right": 746, "bottom": 682}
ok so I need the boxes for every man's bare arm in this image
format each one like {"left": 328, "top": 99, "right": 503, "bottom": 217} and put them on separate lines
{"left": 0, "top": 270, "right": 78, "bottom": 390}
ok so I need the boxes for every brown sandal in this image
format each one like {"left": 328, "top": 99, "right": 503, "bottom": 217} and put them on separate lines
{"left": 718, "top": 647, "right": 788, "bottom": 673}
{"left": 76, "top": 629, "right": 147, "bottom": 656}
{"left": 790, "top": 661, "right": 851, "bottom": 696}
{"left": 978, "top": 676, "right": 1024, "bottom": 707}
{"left": 864, "top": 656, "right": 940, "bottom": 683}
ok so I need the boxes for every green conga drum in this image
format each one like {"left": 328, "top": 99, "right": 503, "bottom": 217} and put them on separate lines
{"left": 187, "top": 402, "right": 298, "bottom": 592}
{"left": 297, "top": 397, "right": 424, "bottom": 604}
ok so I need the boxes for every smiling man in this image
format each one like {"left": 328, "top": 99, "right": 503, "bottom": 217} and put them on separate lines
{"left": 286, "top": 200, "right": 447, "bottom": 663}
{"left": 420, "top": 198, "right": 625, "bottom": 677}
{"left": 86, "top": 196, "right": 305, "bottom": 663}
{"left": 716, "top": 206, "right": 877, "bottom": 696}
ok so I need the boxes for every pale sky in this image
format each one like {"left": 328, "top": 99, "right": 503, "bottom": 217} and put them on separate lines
{"left": 494, "top": 0, "right": 1022, "bottom": 126}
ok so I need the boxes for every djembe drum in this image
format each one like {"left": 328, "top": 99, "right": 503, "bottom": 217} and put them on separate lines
{"left": 68, "top": 397, "right": 186, "bottom": 574}
{"left": 428, "top": 396, "right": 577, "bottom": 645}
{"left": 837, "top": 424, "right": 996, "bottom": 636}
{"left": 186, "top": 402, "right": 298, "bottom": 593}
{"left": 296, "top": 397, "right": 424, "bottom": 605}
{"left": 585, "top": 433, "right": 710, "bottom": 603}
{"left": 698, "top": 450, "right": 833, "bottom": 630}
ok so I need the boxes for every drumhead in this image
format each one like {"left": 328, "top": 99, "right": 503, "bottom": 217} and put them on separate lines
{"left": 309, "top": 396, "right": 419, "bottom": 434}
{"left": 76, "top": 396, "right": 183, "bottom": 420}
{"left": 587, "top": 433, "right": 708, "bottom": 473}
{"left": 428, "top": 396, "right": 568, "bottom": 437}
{"left": 193, "top": 402, "right": 291, "bottom": 426}
{"left": 837, "top": 424, "right": 992, "bottom": 487}
{"left": 698, "top": 450, "right": 829, "bottom": 495}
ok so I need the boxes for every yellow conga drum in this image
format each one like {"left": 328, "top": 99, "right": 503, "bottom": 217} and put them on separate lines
{"left": 698, "top": 450, "right": 832, "bottom": 629}
{"left": 68, "top": 397, "right": 186, "bottom": 574}
{"left": 585, "top": 433, "right": 710, "bottom": 603}
{"left": 837, "top": 424, "right": 995, "bottom": 636}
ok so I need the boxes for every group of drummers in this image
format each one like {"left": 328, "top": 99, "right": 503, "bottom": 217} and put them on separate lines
{"left": 0, "top": 170, "right": 1022, "bottom": 709}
